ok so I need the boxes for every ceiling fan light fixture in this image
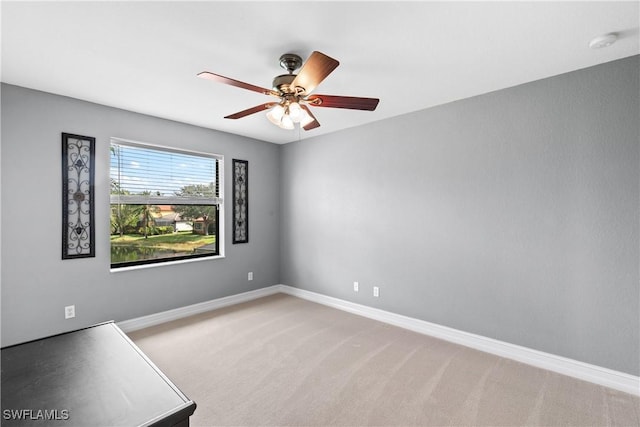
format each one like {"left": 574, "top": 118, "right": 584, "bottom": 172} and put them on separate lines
{"left": 266, "top": 104, "right": 285, "bottom": 125}
{"left": 288, "top": 102, "right": 303, "bottom": 123}
{"left": 300, "top": 109, "right": 314, "bottom": 127}
{"left": 266, "top": 102, "right": 305, "bottom": 129}
{"left": 279, "top": 114, "right": 295, "bottom": 130}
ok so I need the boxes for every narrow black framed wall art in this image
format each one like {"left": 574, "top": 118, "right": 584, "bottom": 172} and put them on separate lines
{"left": 232, "top": 159, "right": 248, "bottom": 244}
{"left": 62, "top": 133, "right": 95, "bottom": 259}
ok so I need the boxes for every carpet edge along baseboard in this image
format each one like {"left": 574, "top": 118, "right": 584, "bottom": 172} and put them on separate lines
{"left": 117, "top": 284, "right": 640, "bottom": 397}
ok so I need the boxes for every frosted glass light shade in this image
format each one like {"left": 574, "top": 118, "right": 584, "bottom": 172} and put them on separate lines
{"left": 280, "top": 114, "right": 294, "bottom": 129}
{"left": 266, "top": 105, "right": 285, "bottom": 125}
{"left": 300, "top": 108, "right": 314, "bottom": 127}
{"left": 288, "top": 102, "right": 303, "bottom": 123}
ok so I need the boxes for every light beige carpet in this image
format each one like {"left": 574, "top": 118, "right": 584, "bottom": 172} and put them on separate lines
{"left": 128, "top": 293, "right": 640, "bottom": 427}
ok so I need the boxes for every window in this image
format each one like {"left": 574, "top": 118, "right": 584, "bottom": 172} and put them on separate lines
{"left": 110, "top": 138, "right": 223, "bottom": 268}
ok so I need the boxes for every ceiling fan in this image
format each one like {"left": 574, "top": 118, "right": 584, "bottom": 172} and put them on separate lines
{"left": 197, "top": 51, "right": 379, "bottom": 131}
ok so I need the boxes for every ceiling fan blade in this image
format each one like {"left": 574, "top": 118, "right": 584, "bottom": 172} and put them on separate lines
{"left": 307, "top": 94, "right": 379, "bottom": 111}
{"left": 300, "top": 105, "right": 320, "bottom": 130}
{"left": 291, "top": 51, "right": 339, "bottom": 95}
{"left": 198, "top": 71, "right": 278, "bottom": 97}
{"left": 225, "top": 103, "right": 278, "bottom": 119}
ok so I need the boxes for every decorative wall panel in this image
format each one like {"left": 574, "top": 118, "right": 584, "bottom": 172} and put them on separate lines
{"left": 232, "top": 159, "right": 248, "bottom": 243}
{"left": 62, "top": 133, "right": 95, "bottom": 259}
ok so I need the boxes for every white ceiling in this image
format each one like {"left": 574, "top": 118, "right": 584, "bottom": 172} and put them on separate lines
{"left": 2, "top": 1, "right": 638, "bottom": 144}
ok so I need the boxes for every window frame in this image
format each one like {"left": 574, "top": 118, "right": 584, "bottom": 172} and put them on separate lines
{"left": 109, "top": 137, "right": 224, "bottom": 270}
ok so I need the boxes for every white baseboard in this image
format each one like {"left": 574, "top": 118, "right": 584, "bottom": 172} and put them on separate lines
{"left": 277, "top": 285, "right": 640, "bottom": 397}
{"left": 118, "top": 283, "right": 639, "bottom": 396}
{"left": 117, "top": 285, "right": 282, "bottom": 333}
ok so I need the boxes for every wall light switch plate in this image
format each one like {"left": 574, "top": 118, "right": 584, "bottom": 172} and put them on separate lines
{"left": 373, "top": 287, "right": 379, "bottom": 297}
{"left": 248, "top": 272, "right": 253, "bottom": 281}
{"left": 354, "top": 281, "right": 359, "bottom": 292}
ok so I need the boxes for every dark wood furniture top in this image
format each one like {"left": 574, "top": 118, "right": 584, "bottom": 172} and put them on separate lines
{"left": 1, "top": 321, "right": 196, "bottom": 426}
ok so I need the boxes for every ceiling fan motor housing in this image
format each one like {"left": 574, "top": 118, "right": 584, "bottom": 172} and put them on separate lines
{"left": 274, "top": 53, "right": 303, "bottom": 94}
{"left": 272, "top": 74, "right": 296, "bottom": 93}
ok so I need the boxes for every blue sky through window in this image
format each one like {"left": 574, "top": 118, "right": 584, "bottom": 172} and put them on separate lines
{"left": 110, "top": 143, "right": 217, "bottom": 196}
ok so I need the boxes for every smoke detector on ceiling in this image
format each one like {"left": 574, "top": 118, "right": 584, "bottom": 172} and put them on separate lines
{"left": 589, "top": 33, "right": 618, "bottom": 49}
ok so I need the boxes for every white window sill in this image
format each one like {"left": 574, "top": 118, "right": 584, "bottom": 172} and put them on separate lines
{"left": 110, "top": 254, "right": 225, "bottom": 273}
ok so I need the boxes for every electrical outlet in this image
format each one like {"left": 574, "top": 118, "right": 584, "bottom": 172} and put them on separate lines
{"left": 353, "top": 281, "right": 359, "bottom": 292}
{"left": 248, "top": 272, "right": 253, "bottom": 281}
{"left": 65, "top": 305, "right": 75, "bottom": 319}
{"left": 373, "top": 286, "right": 379, "bottom": 297}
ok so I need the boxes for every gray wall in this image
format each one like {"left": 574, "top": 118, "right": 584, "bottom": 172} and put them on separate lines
{"left": 280, "top": 56, "right": 639, "bottom": 375}
{"left": 2, "top": 56, "right": 638, "bottom": 376}
{"left": 1, "top": 84, "right": 280, "bottom": 346}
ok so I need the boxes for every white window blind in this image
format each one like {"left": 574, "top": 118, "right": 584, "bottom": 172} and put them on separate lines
{"left": 110, "top": 139, "right": 222, "bottom": 205}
